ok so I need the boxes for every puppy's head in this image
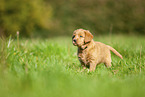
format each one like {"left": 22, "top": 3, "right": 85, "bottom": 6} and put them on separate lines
{"left": 72, "top": 29, "right": 93, "bottom": 47}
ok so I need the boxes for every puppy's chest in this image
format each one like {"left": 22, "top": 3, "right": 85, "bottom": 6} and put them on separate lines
{"left": 77, "top": 49, "right": 91, "bottom": 65}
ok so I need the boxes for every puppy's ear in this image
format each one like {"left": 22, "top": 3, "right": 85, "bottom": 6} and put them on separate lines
{"left": 84, "top": 30, "right": 93, "bottom": 43}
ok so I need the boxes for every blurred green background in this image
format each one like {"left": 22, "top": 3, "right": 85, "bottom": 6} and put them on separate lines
{"left": 0, "top": 1, "right": 145, "bottom": 97}
{"left": 0, "top": 0, "right": 145, "bottom": 37}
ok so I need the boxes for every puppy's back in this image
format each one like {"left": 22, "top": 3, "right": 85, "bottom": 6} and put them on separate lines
{"left": 95, "top": 42, "right": 123, "bottom": 59}
{"left": 93, "top": 42, "right": 110, "bottom": 62}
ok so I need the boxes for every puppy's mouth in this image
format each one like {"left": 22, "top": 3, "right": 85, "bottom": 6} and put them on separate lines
{"left": 73, "top": 41, "right": 83, "bottom": 47}
{"left": 72, "top": 41, "right": 77, "bottom": 46}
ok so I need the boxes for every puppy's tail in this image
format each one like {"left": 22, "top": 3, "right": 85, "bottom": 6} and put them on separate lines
{"left": 107, "top": 46, "right": 123, "bottom": 59}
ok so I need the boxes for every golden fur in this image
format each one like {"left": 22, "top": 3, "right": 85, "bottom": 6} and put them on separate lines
{"left": 72, "top": 29, "right": 123, "bottom": 71}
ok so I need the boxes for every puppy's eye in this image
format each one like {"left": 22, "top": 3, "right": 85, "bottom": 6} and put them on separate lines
{"left": 72, "top": 35, "right": 75, "bottom": 39}
{"left": 80, "top": 36, "right": 83, "bottom": 37}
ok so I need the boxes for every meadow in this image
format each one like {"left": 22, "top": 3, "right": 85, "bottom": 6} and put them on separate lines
{"left": 0, "top": 35, "right": 145, "bottom": 97}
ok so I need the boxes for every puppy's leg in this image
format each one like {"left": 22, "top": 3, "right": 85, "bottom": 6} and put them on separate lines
{"left": 104, "top": 56, "right": 112, "bottom": 68}
{"left": 80, "top": 65, "right": 87, "bottom": 72}
{"left": 104, "top": 51, "right": 112, "bottom": 68}
{"left": 105, "top": 62, "right": 111, "bottom": 68}
{"left": 90, "top": 62, "right": 97, "bottom": 72}
{"left": 82, "top": 65, "right": 86, "bottom": 69}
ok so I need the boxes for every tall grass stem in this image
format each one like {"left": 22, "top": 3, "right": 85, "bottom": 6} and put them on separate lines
{"left": 109, "top": 24, "right": 113, "bottom": 44}
{"left": 17, "top": 31, "right": 19, "bottom": 50}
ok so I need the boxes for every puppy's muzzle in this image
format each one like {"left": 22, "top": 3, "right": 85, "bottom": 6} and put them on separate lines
{"left": 73, "top": 39, "right": 77, "bottom": 46}
{"left": 73, "top": 39, "right": 76, "bottom": 43}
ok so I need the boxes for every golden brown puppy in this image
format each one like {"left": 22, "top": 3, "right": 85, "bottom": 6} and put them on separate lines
{"left": 72, "top": 29, "right": 123, "bottom": 71}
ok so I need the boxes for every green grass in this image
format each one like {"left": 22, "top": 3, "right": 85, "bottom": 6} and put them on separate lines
{"left": 0, "top": 35, "right": 145, "bottom": 97}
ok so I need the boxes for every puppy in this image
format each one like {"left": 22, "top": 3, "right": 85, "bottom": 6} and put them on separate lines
{"left": 72, "top": 29, "right": 123, "bottom": 71}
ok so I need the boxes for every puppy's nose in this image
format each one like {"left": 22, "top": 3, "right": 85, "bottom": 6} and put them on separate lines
{"left": 73, "top": 39, "right": 77, "bottom": 43}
